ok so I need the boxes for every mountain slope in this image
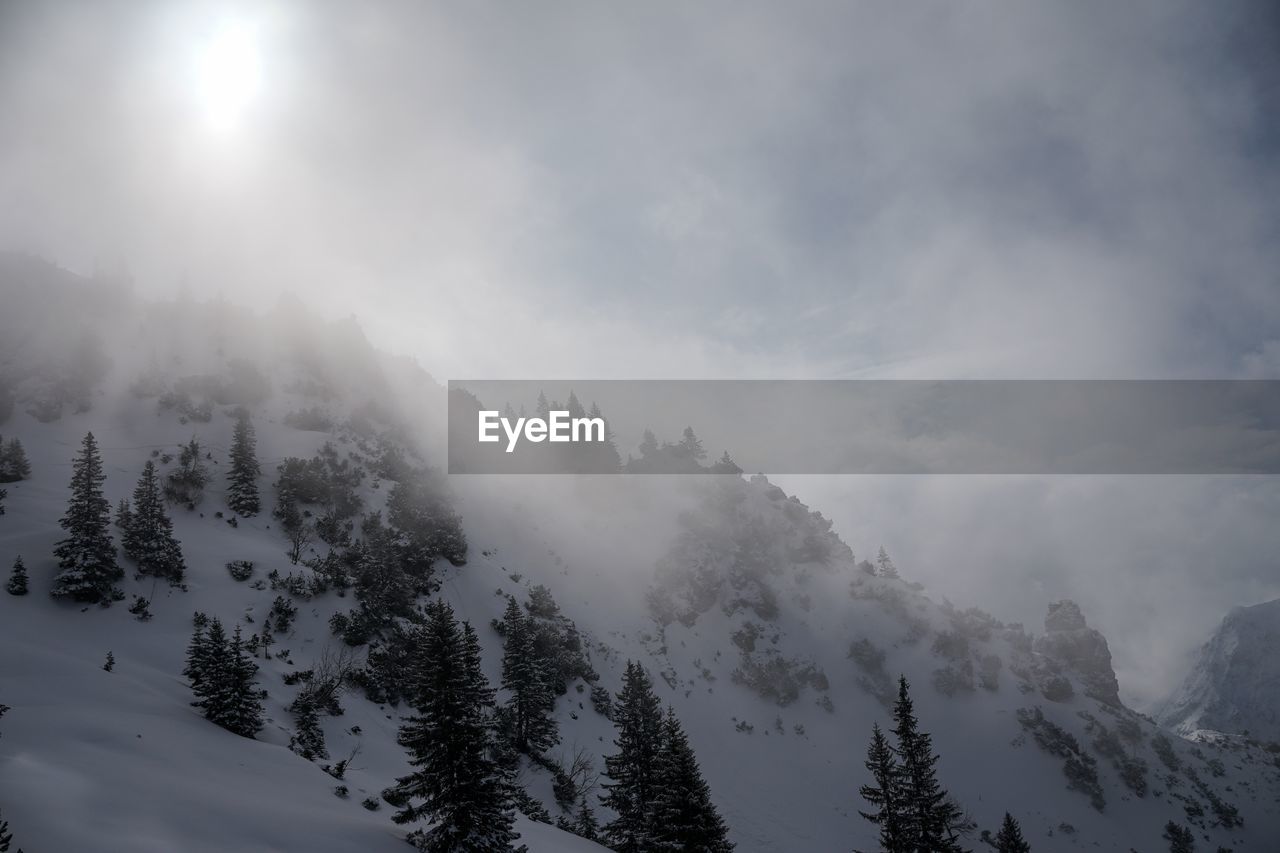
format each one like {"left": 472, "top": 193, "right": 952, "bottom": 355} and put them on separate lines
{"left": 1158, "top": 598, "right": 1280, "bottom": 744}
{"left": 2, "top": 258, "right": 1279, "bottom": 852}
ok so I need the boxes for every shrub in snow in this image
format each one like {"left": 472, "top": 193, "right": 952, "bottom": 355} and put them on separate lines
{"left": 128, "top": 596, "right": 152, "bottom": 621}
{"left": 226, "top": 560, "right": 255, "bottom": 581}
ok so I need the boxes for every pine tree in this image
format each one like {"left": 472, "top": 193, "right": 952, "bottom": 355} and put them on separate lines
{"left": 188, "top": 618, "right": 263, "bottom": 737}
{"left": 289, "top": 692, "right": 328, "bottom": 761}
{"left": 103, "top": 651, "right": 115, "bottom": 672}
{"left": 184, "top": 613, "right": 214, "bottom": 688}
{"left": 876, "top": 547, "right": 899, "bottom": 580}
{"left": 0, "top": 437, "right": 31, "bottom": 482}
{"left": 600, "top": 660, "right": 665, "bottom": 853}
{"left": 497, "top": 596, "right": 559, "bottom": 756}
{"left": 677, "top": 426, "right": 706, "bottom": 461}
{"left": 859, "top": 722, "right": 907, "bottom": 852}
{"left": 190, "top": 616, "right": 229, "bottom": 706}
{"left": 227, "top": 413, "right": 261, "bottom": 516}
{"left": 0, "top": 804, "right": 14, "bottom": 852}
{"left": 1162, "top": 821, "right": 1195, "bottom": 853}
{"left": 122, "top": 460, "right": 185, "bottom": 583}
{"left": 650, "top": 707, "right": 734, "bottom": 852}
{"left": 890, "top": 676, "right": 966, "bottom": 853}
{"left": 994, "top": 812, "right": 1030, "bottom": 853}
{"left": 572, "top": 796, "right": 600, "bottom": 842}
{"left": 165, "top": 437, "right": 209, "bottom": 507}
{"left": 114, "top": 498, "right": 132, "bottom": 530}
{"left": 224, "top": 626, "right": 265, "bottom": 737}
{"left": 51, "top": 432, "right": 121, "bottom": 603}
{"left": 5, "top": 557, "right": 27, "bottom": 596}
{"left": 387, "top": 599, "right": 522, "bottom": 852}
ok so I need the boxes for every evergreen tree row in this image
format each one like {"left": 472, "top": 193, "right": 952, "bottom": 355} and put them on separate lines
{"left": 185, "top": 613, "right": 265, "bottom": 738}
{"left": 600, "top": 661, "right": 734, "bottom": 852}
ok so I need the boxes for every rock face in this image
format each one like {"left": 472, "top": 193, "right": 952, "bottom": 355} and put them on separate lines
{"left": 1034, "top": 600, "right": 1121, "bottom": 706}
{"left": 1158, "top": 598, "right": 1280, "bottom": 742}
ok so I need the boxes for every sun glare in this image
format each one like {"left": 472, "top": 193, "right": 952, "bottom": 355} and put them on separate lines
{"left": 195, "top": 20, "right": 262, "bottom": 130}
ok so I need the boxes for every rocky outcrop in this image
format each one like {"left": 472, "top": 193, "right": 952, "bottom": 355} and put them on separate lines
{"left": 1034, "top": 600, "right": 1121, "bottom": 706}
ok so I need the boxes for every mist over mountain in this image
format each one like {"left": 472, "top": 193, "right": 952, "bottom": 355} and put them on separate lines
{"left": 5, "top": 2, "right": 1280, "bottom": 851}
{"left": 1158, "top": 599, "right": 1280, "bottom": 745}
{"left": 2, "top": 261, "right": 1279, "bottom": 852}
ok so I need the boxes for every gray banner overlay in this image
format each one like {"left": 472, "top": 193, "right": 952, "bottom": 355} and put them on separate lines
{"left": 447, "top": 380, "right": 1280, "bottom": 474}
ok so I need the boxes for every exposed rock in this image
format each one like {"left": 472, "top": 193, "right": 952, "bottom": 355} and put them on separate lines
{"left": 1034, "top": 600, "right": 1121, "bottom": 706}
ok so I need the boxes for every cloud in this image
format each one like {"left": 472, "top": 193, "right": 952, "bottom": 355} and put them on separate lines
{"left": 3, "top": 0, "right": 1280, "bottom": 703}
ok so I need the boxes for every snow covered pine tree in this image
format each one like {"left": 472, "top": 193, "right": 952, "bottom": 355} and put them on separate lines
{"left": 650, "top": 707, "right": 734, "bottom": 852}
{"left": 122, "top": 460, "right": 186, "bottom": 583}
{"left": 386, "top": 599, "right": 523, "bottom": 852}
{"left": 994, "top": 812, "right": 1031, "bottom": 852}
{"left": 226, "top": 412, "right": 261, "bottom": 516}
{"left": 51, "top": 432, "right": 122, "bottom": 603}
{"left": 496, "top": 595, "right": 559, "bottom": 756}
{"left": 600, "top": 660, "right": 665, "bottom": 852}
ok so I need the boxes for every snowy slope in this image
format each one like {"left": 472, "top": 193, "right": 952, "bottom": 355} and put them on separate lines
{"left": 2, "top": 259, "right": 1280, "bottom": 852}
{"left": 1157, "top": 598, "right": 1280, "bottom": 744}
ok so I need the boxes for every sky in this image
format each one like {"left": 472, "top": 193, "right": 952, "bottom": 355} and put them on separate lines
{"left": 3, "top": 0, "right": 1280, "bottom": 706}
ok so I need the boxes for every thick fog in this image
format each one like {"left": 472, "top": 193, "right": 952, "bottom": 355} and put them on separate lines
{"left": 3, "top": 0, "right": 1280, "bottom": 707}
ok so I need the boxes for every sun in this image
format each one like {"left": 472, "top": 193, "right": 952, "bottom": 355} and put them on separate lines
{"left": 195, "top": 20, "right": 262, "bottom": 131}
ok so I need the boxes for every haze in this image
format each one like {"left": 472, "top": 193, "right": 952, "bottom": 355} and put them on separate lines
{"left": 3, "top": 0, "right": 1280, "bottom": 707}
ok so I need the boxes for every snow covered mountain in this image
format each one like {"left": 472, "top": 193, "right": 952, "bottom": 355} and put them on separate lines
{"left": 1157, "top": 598, "right": 1280, "bottom": 746}
{"left": 2, "top": 256, "right": 1279, "bottom": 852}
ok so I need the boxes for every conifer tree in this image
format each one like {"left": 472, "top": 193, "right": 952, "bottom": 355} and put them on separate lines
{"left": 859, "top": 722, "right": 907, "bottom": 852}
{"left": 224, "top": 626, "right": 265, "bottom": 737}
{"left": 650, "top": 707, "right": 734, "bottom": 852}
{"left": 497, "top": 596, "right": 559, "bottom": 756}
{"left": 1162, "top": 821, "right": 1195, "bottom": 853}
{"left": 876, "top": 547, "right": 899, "bottom": 580}
{"left": 994, "top": 812, "right": 1030, "bottom": 853}
{"left": 51, "top": 432, "right": 121, "bottom": 603}
{"left": 677, "top": 426, "right": 706, "bottom": 461}
{"left": 0, "top": 487, "right": 5, "bottom": 516}
{"left": 289, "top": 692, "right": 328, "bottom": 761}
{"left": 0, "top": 804, "right": 14, "bottom": 852}
{"left": 165, "top": 437, "right": 209, "bottom": 507}
{"left": 0, "top": 437, "right": 30, "bottom": 482}
{"left": 189, "top": 616, "right": 228, "bottom": 702}
{"left": 572, "top": 796, "right": 600, "bottom": 842}
{"left": 600, "top": 660, "right": 664, "bottom": 853}
{"left": 188, "top": 618, "right": 263, "bottom": 737}
{"left": 388, "top": 599, "right": 522, "bottom": 852}
{"left": 5, "top": 557, "right": 27, "bottom": 596}
{"left": 890, "top": 676, "right": 966, "bottom": 853}
{"left": 184, "top": 613, "right": 213, "bottom": 688}
{"left": 123, "top": 460, "right": 185, "bottom": 583}
{"left": 227, "top": 413, "right": 261, "bottom": 516}
{"left": 114, "top": 498, "right": 132, "bottom": 530}
{"left": 103, "top": 651, "right": 115, "bottom": 672}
